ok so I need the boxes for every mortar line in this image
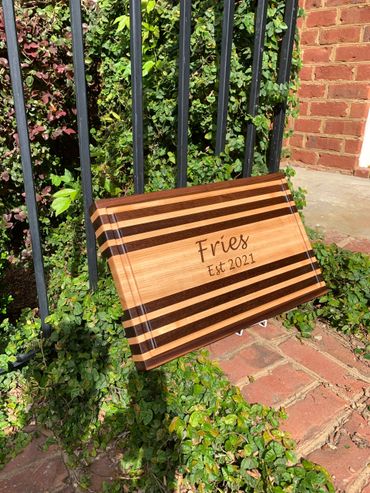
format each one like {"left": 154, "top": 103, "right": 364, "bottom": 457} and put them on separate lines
{"left": 302, "top": 337, "right": 370, "bottom": 383}
{"left": 235, "top": 358, "right": 289, "bottom": 387}
{"left": 251, "top": 331, "right": 369, "bottom": 401}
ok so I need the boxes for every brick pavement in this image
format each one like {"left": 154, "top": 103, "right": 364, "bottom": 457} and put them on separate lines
{"left": 1, "top": 232, "right": 369, "bottom": 492}
{"left": 0, "top": 319, "right": 369, "bottom": 492}
{"left": 208, "top": 319, "right": 370, "bottom": 493}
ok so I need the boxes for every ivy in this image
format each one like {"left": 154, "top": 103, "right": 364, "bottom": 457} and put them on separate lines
{"left": 0, "top": 219, "right": 334, "bottom": 490}
{"left": 283, "top": 242, "right": 370, "bottom": 358}
{"left": 86, "top": 0, "right": 301, "bottom": 195}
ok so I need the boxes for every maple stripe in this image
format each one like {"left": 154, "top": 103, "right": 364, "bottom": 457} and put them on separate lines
{"left": 100, "top": 206, "right": 297, "bottom": 257}
{"left": 91, "top": 172, "right": 284, "bottom": 215}
{"left": 124, "top": 259, "right": 320, "bottom": 338}
{"left": 126, "top": 265, "right": 322, "bottom": 345}
{"left": 99, "top": 190, "right": 290, "bottom": 231}
{"left": 129, "top": 274, "right": 322, "bottom": 355}
{"left": 122, "top": 250, "right": 316, "bottom": 321}
{"left": 92, "top": 182, "right": 288, "bottom": 229}
{"left": 99, "top": 201, "right": 296, "bottom": 248}
{"left": 132, "top": 284, "right": 328, "bottom": 370}
{"left": 95, "top": 194, "right": 293, "bottom": 243}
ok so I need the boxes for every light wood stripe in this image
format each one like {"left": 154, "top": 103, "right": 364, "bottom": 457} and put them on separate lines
{"left": 131, "top": 279, "right": 326, "bottom": 363}
{"left": 91, "top": 173, "right": 284, "bottom": 221}
{"left": 99, "top": 204, "right": 297, "bottom": 255}
{"left": 127, "top": 268, "right": 322, "bottom": 347}
{"left": 98, "top": 199, "right": 295, "bottom": 250}
{"left": 124, "top": 255, "right": 318, "bottom": 331}
{"left": 106, "top": 215, "right": 317, "bottom": 309}
{"left": 94, "top": 190, "right": 291, "bottom": 236}
{"left": 134, "top": 285, "right": 328, "bottom": 370}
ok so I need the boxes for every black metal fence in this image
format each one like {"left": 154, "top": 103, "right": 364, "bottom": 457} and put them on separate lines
{"left": 1, "top": 0, "right": 298, "bottom": 369}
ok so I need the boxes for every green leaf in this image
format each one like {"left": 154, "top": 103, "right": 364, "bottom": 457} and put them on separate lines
{"left": 53, "top": 188, "right": 78, "bottom": 199}
{"left": 51, "top": 196, "right": 71, "bottom": 215}
{"left": 143, "top": 60, "right": 155, "bottom": 76}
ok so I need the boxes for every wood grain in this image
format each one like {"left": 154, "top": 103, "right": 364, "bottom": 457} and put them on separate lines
{"left": 91, "top": 174, "right": 327, "bottom": 370}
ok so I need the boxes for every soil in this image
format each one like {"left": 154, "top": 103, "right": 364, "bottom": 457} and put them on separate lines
{"left": 0, "top": 264, "right": 38, "bottom": 323}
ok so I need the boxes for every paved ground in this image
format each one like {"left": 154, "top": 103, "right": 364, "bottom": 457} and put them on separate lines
{"left": 209, "top": 319, "right": 370, "bottom": 493}
{"left": 289, "top": 164, "right": 370, "bottom": 242}
{"left": 1, "top": 166, "right": 369, "bottom": 492}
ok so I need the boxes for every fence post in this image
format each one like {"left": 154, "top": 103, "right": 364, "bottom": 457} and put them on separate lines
{"left": 130, "top": 0, "right": 145, "bottom": 194}
{"left": 215, "top": 0, "right": 235, "bottom": 156}
{"left": 177, "top": 0, "right": 192, "bottom": 187}
{"left": 268, "top": 0, "right": 299, "bottom": 172}
{"left": 69, "top": 0, "right": 98, "bottom": 290}
{"left": 2, "top": 0, "right": 50, "bottom": 335}
{"left": 243, "top": 0, "right": 269, "bottom": 177}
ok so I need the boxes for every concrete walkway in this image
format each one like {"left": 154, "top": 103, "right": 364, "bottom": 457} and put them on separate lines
{"left": 290, "top": 165, "right": 370, "bottom": 245}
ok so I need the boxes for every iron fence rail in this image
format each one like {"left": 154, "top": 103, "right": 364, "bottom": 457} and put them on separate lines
{"left": 268, "top": 0, "right": 299, "bottom": 172}
{"left": 215, "top": 0, "right": 235, "bottom": 157}
{"left": 130, "top": 0, "right": 145, "bottom": 194}
{"left": 243, "top": 0, "right": 268, "bottom": 178}
{"left": 2, "top": 0, "right": 50, "bottom": 335}
{"left": 69, "top": 0, "right": 98, "bottom": 290}
{"left": 177, "top": 0, "right": 192, "bottom": 188}
{"left": 1, "top": 0, "right": 298, "bottom": 373}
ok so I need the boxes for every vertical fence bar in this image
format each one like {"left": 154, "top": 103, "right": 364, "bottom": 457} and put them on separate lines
{"left": 2, "top": 0, "right": 50, "bottom": 335}
{"left": 69, "top": 0, "right": 98, "bottom": 290}
{"left": 215, "top": 0, "right": 235, "bottom": 156}
{"left": 176, "top": 0, "right": 191, "bottom": 188}
{"left": 130, "top": 0, "right": 145, "bottom": 194}
{"left": 268, "top": 0, "right": 299, "bottom": 173}
{"left": 243, "top": 0, "right": 268, "bottom": 177}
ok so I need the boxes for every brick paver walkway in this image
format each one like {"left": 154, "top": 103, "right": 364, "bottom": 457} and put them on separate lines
{"left": 1, "top": 230, "right": 369, "bottom": 492}
{"left": 208, "top": 319, "right": 370, "bottom": 493}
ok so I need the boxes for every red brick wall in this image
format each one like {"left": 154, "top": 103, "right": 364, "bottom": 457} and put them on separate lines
{"left": 287, "top": 0, "right": 370, "bottom": 176}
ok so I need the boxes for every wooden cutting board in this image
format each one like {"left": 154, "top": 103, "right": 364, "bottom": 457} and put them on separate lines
{"left": 90, "top": 172, "right": 327, "bottom": 370}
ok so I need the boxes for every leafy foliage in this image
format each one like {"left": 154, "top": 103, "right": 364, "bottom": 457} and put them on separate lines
{"left": 0, "top": 1, "right": 79, "bottom": 258}
{"left": 0, "top": 241, "right": 334, "bottom": 491}
{"left": 86, "top": 0, "right": 301, "bottom": 195}
{"left": 0, "top": 1, "right": 335, "bottom": 490}
{"left": 283, "top": 242, "right": 370, "bottom": 358}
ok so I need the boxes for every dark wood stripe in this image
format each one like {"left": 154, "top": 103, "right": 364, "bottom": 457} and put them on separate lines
{"left": 129, "top": 274, "right": 323, "bottom": 355}
{"left": 93, "top": 183, "right": 289, "bottom": 229}
{"left": 129, "top": 263, "right": 321, "bottom": 337}
{"left": 96, "top": 194, "right": 292, "bottom": 242}
{"left": 133, "top": 285, "right": 328, "bottom": 370}
{"left": 103, "top": 205, "right": 297, "bottom": 256}
{"left": 94, "top": 172, "right": 284, "bottom": 209}
{"left": 123, "top": 250, "right": 315, "bottom": 330}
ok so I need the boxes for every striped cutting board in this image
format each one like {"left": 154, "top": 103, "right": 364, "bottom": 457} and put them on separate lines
{"left": 90, "top": 172, "right": 327, "bottom": 370}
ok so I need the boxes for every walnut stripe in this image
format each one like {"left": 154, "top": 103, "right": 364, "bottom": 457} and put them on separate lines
{"left": 130, "top": 250, "right": 316, "bottom": 315}
{"left": 125, "top": 262, "right": 321, "bottom": 339}
{"left": 96, "top": 189, "right": 289, "bottom": 231}
{"left": 128, "top": 270, "right": 322, "bottom": 351}
{"left": 132, "top": 283, "right": 328, "bottom": 369}
{"left": 98, "top": 200, "right": 294, "bottom": 251}
{"left": 127, "top": 267, "right": 323, "bottom": 345}
{"left": 92, "top": 172, "right": 284, "bottom": 216}
{"left": 123, "top": 257, "right": 318, "bottom": 331}
{"left": 101, "top": 206, "right": 296, "bottom": 257}
{"left": 92, "top": 182, "right": 288, "bottom": 228}
{"left": 96, "top": 194, "right": 292, "bottom": 242}
{"left": 123, "top": 251, "right": 317, "bottom": 332}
